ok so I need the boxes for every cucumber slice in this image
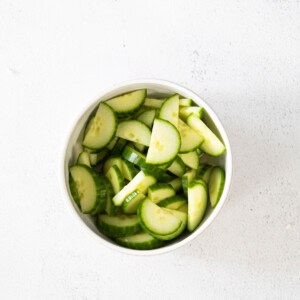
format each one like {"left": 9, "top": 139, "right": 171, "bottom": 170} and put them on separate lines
{"left": 148, "top": 183, "right": 175, "bottom": 203}
{"left": 122, "top": 190, "right": 146, "bottom": 214}
{"left": 90, "top": 174, "right": 109, "bottom": 216}
{"left": 69, "top": 175, "right": 80, "bottom": 206}
{"left": 107, "top": 136, "right": 119, "bottom": 150}
{"left": 187, "top": 114, "right": 226, "bottom": 156}
{"left": 179, "top": 98, "right": 192, "bottom": 107}
{"left": 98, "top": 215, "right": 141, "bottom": 238}
{"left": 116, "top": 120, "right": 151, "bottom": 146}
{"left": 122, "top": 146, "right": 171, "bottom": 181}
{"left": 188, "top": 179, "right": 207, "bottom": 232}
{"left": 158, "top": 94, "right": 179, "bottom": 127}
{"left": 179, "top": 106, "right": 204, "bottom": 121}
{"left": 133, "top": 142, "right": 146, "bottom": 153}
{"left": 208, "top": 167, "right": 225, "bottom": 208}
{"left": 144, "top": 98, "right": 163, "bottom": 108}
{"left": 168, "top": 178, "right": 182, "bottom": 192}
{"left": 103, "top": 177, "right": 116, "bottom": 216}
{"left": 69, "top": 165, "right": 106, "bottom": 213}
{"left": 83, "top": 103, "right": 117, "bottom": 150}
{"left": 103, "top": 157, "right": 123, "bottom": 175}
{"left": 136, "top": 109, "right": 156, "bottom": 128}
{"left": 77, "top": 151, "right": 91, "bottom": 167}
{"left": 146, "top": 118, "right": 181, "bottom": 165}
{"left": 111, "top": 138, "right": 127, "bottom": 155}
{"left": 121, "top": 160, "right": 138, "bottom": 181}
{"left": 113, "top": 171, "right": 156, "bottom": 206}
{"left": 150, "top": 209, "right": 187, "bottom": 241}
{"left": 167, "top": 156, "right": 186, "bottom": 177}
{"left": 89, "top": 149, "right": 108, "bottom": 166}
{"left": 178, "top": 119, "right": 204, "bottom": 153}
{"left": 197, "top": 164, "right": 213, "bottom": 183}
{"left": 178, "top": 151, "right": 199, "bottom": 169}
{"left": 105, "top": 89, "right": 146, "bottom": 117}
{"left": 157, "top": 195, "right": 187, "bottom": 210}
{"left": 138, "top": 198, "right": 182, "bottom": 236}
{"left": 106, "top": 165, "right": 125, "bottom": 194}
{"left": 178, "top": 202, "right": 188, "bottom": 213}
{"left": 116, "top": 232, "right": 163, "bottom": 250}
{"left": 182, "top": 169, "right": 197, "bottom": 196}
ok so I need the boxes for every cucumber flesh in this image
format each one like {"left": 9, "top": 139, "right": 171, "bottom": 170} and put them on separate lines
{"left": 113, "top": 171, "right": 156, "bottom": 206}
{"left": 106, "top": 165, "right": 125, "bottom": 194}
{"left": 83, "top": 103, "right": 117, "bottom": 150}
{"left": 146, "top": 118, "right": 181, "bottom": 165}
{"left": 182, "top": 169, "right": 197, "bottom": 196}
{"left": 187, "top": 114, "right": 226, "bottom": 156}
{"left": 178, "top": 151, "right": 199, "bottom": 169}
{"left": 159, "top": 94, "right": 179, "bottom": 128}
{"left": 122, "top": 190, "right": 146, "bottom": 214}
{"left": 179, "top": 98, "right": 192, "bottom": 107}
{"left": 157, "top": 195, "right": 187, "bottom": 210}
{"left": 136, "top": 109, "right": 156, "bottom": 127}
{"left": 116, "top": 120, "right": 151, "bottom": 146}
{"left": 168, "top": 178, "right": 182, "bottom": 192}
{"left": 208, "top": 167, "right": 225, "bottom": 208}
{"left": 103, "top": 157, "right": 123, "bottom": 175}
{"left": 116, "top": 232, "right": 163, "bottom": 250}
{"left": 179, "top": 106, "right": 204, "bottom": 121}
{"left": 107, "top": 136, "right": 119, "bottom": 150}
{"left": 148, "top": 183, "right": 175, "bottom": 203}
{"left": 167, "top": 156, "right": 186, "bottom": 177}
{"left": 197, "top": 164, "right": 213, "bottom": 183}
{"left": 144, "top": 98, "right": 163, "bottom": 108}
{"left": 105, "top": 89, "right": 146, "bottom": 116}
{"left": 178, "top": 202, "right": 188, "bottom": 213}
{"left": 77, "top": 151, "right": 91, "bottom": 167}
{"left": 188, "top": 179, "right": 207, "bottom": 232}
{"left": 69, "top": 165, "right": 106, "bottom": 213}
{"left": 133, "top": 142, "right": 146, "bottom": 153}
{"left": 89, "top": 149, "right": 108, "bottom": 166}
{"left": 111, "top": 138, "right": 127, "bottom": 155}
{"left": 121, "top": 160, "right": 138, "bottom": 181}
{"left": 98, "top": 215, "right": 141, "bottom": 238}
{"left": 150, "top": 209, "right": 187, "bottom": 240}
{"left": 178, "top": 119, "right": 204, "bottom": 153}
{"left": 103, "top": 177, "right": 116, "bottom": 216}
{"left": 138, "top": 198, "right": 182, "bottom": 236}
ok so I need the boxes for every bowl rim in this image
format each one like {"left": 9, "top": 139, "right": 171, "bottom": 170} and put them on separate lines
{"left": 60, "top": 78, "right": 233, "bottom": 256}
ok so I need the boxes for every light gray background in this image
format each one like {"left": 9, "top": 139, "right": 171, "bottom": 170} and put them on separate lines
{"left": 1, "top": 0, "right": 299, "bottom": 299}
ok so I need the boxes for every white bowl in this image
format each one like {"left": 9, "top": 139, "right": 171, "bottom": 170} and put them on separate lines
{"left": 60, "top": 79, "right": 232, "bottom": 255}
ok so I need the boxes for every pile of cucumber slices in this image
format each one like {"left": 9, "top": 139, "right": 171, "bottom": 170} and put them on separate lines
{"left": 69, "top": 89, "right": 226, "bottom": 250}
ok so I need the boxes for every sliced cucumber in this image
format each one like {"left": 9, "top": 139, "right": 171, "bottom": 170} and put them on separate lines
{"left": 103, "top": 177, "right": 116, "bottom": 216}
{"left": 77, "top": 151, "right": 91, "bottom": 167}
{"left": 89, "top": 149, "right": 108, "bottom": 166}
{"left": 146, "top": 118, "right": 181, "bottom": 165}
{"left": 107, "top": 136, "right": 119, "bottom": 150}
{"left": 105, "top": 89, "right": 146, "bottom": 117}
{"left": 90, "top": 174, "right": 109, "bottom": 216}
{"left": 69, "top": 175, "right": 80, "bottom": 206}
{"left": 122, "top": 146, "right": 171, "bottom": 181}
{"left": 187, "top": 114, "right": 226, "bottom": 156}
{"left": 133, "top": 142, "right": 146, "bottom": 153}
{"left": 116, "top": 120, "right": 151, "bottom": 146}
{"left": 197, "top": 164, "right": 213, "bottom": 183}
{"left": 113, "top": 171, "right": 156, "bottom": 206}
{"left": 69, "top": 165, "right": 106, "bottom": 214}
{"left": 208, "top": 167, "right": 225, "bottom": 208}
{"left": 122, "top": 190, "right": 146, "bottom": 214}
{"left": 144, "top": 98, "right": 163, "bottom": 108}
{"left": 83, "top": 102, "right": 117, "bottom": 150}
{"left": 157, "top": 195, "right": 187, "bottom": 210}
{"left": 158, "top": 94, "right": 179, "bottom": 127}
{"left": 116, "top": 232, "right": 163, "bottom": 250}
{"left": 179, "top": 106, "right": 204, "bottom": 121}
{"left": 148, "top": 183, "right": 175, "bottom": 203}
{"left": 168, "top": 177, "right": 182, "bottom": 192}
{"left": 111, "top": 138, "right": 127, "bottom": 155}
{"left": 121, "top": 160, "right": 138, "bottom": 181}
{"left": 138, "top": 198, "right": 182, "bottom": 236}
{"left": 179, "top": 98, "right": 192, "bottom": 107}
{"left": 150, "top": 208, "right": 187, "bottom": 240}
{"left": 98, "top": 215, "right": 141, "bottom": 238}
{"left": 178, "top": 202, "right": 188, "bottom": 213}
{"left": 136, "top": 108, "right": 156, "bottom": 127}
{"left": 178, "top": 119, "right": 204, "bottom": 153}
{"left": 182, "top": 169, "right": 197, "bottom": 196}
{"left": 178, "top": 151, "right": 199, "bottom": 169}
{"left": 188, "top": 179, "right": 207, "bottom": 232}
{"left": 167, "top": 156, "right": 186, "bottom": 177}
{"left": 106, "top": 165, "right": 125, "bottom": 194}
{"left": 103, "top": 156, "right": 123, "bottom": 175}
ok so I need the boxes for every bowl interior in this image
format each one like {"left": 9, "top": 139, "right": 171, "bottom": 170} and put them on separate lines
{"left": 63, "top": 80, "right": 232, "bottom": 254}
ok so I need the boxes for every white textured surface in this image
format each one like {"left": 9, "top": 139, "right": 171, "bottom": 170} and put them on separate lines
{"left": 1, "top": 0, "right": 299, "bottom": 299}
